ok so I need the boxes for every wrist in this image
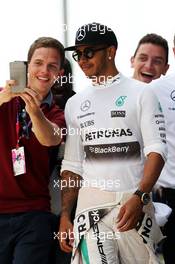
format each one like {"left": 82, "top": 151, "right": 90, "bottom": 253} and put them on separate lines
{"left": 134, "top": 189, "right": 151, "bottom": 205}
{"left": 60, "top": 210, "right": 71, "bottom": 219}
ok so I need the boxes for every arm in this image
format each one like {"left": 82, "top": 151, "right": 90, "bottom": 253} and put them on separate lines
{"left": 58, "top": 99, "right": 84, "bottom": 252}
{"left": 117, "top": 88, "right": 167, "bottom": 232}
{"left": 137, "top": 152, "right": 164, "bottom": 192}
{"left": 30, "top": 109, "right": 62, "bottom": 146}
{"left": 117, "top": 152, "right": 164, "bottom": 232}
{"left": 59, "top": 170, "right": 82, "bottom": 253}
{"left": 19, "top": 88, "right": 63, "bottom": 146}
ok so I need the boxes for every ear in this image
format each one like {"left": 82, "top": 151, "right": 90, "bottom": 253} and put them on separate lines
{"left": 52, "top": 69, "right": 65, "bottom": 84}
{"left": 173, "top": 47, "right": 175, "bottom": 56}
{"left": 107, "top": 46, "right": 116, "bottom": 60}
{"left": 162, "top": 64, "right": 169, "bottom": 75}
{"left": 130, "top": 56, "right": 135, "bottom": 68}
{"left": 59, "top": 68, "right": 64, "bottom": 76}
{"left": 55, "top": 68, "right": 64, "bottom": 81}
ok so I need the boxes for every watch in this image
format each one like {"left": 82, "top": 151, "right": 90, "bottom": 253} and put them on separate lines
{"left": 134, "top": 189, "right": 150, "bottom": 205}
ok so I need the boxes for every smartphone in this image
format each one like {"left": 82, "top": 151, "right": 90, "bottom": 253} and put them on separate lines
{"left": 9, "top": 61, "right": 27, "bottom": 93}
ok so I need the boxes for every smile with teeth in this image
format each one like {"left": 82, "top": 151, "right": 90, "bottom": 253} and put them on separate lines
{"left": 37, "top": 76, "right": 49, "bottom": 81}
{"left": 141, "top": 72, "right": 154, "bottom": 78}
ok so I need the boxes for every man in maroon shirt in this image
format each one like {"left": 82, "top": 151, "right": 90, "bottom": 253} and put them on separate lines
{"left": 0, "top": 37, "right": 65, "bottom": 264}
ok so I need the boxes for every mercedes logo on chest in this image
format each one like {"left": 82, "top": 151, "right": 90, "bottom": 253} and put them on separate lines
{"left": 80, "top": 100, "right": 91, "bottom": 111}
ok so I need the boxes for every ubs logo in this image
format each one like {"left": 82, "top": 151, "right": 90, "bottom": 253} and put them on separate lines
{"left": 80, "top": 100, "right": 91, "bottom": 111}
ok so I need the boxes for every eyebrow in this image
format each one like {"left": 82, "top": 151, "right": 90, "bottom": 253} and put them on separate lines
{"left": 138, "top": 53, "right": 165, "bottom": 61}
{"left": 34, "top": 59, "right": 59, "bottom": 65}
{"left": 76, "top": 47, "right": 94, "bottom": 51}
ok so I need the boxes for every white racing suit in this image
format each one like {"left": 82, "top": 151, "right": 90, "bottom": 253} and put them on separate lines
{"left": 71, "top": 188, "right": 163, "bottom": 264}
{"left": 61, "top": 74, "right": 167, "bottom": 263}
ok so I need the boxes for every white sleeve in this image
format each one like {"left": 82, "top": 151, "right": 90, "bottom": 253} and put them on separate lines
{"left": 61, "top": 101, "right": 84, "bottom": 176}
{"left": 139, "top": 88, "right": 167, "bottom": 161}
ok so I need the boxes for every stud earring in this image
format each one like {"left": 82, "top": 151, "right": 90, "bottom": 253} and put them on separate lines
{"left": 108, "top": 56, "right": 112, "bottom": 60}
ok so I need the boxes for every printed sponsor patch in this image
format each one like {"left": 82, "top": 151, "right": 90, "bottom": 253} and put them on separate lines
{"left": 111, "top": 110, "right": 126, "bottom": 117}
{"left": 84, "top": 141, "right": 141, "bottom": 160}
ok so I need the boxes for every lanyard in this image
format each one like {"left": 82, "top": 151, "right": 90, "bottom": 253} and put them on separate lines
{"left": 16, "top": 113, "right": 20, "bottom": 148}
{"left": 15, "top": 106, "right": 30, "bottom": 148}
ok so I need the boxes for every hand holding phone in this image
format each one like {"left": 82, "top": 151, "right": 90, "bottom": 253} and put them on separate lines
{"left": 9, "top": 61, "right": 27, "bottom": 93}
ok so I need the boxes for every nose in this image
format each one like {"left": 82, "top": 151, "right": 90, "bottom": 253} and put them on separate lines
{"left": 144, "top": 59, "right": 154, "bottom": 69}
{"left": 40, "top": 64, "right": 49, "bottom": 73}
{"left": 79, "top": 54, "right": 88, "bottom": 62}
{"left": 78, "top": 54, "right": 89, "bottom": 65}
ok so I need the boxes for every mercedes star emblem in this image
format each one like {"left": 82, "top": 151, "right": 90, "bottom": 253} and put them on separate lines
{"left": 80, "top": 100, "right": 91, "bottom": 111}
